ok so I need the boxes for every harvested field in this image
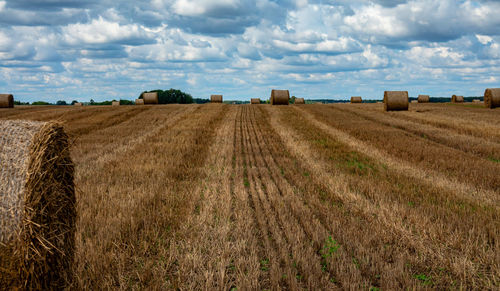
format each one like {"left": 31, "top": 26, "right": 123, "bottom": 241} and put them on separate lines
{"left": 0, "top": 104, "right": 498, "bottom": 290}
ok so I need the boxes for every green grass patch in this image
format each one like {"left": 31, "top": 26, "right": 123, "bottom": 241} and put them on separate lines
{"left": 488, "top": 156, "right": 500, "bottom": 163}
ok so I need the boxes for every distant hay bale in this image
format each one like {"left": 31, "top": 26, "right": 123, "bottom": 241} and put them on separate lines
{"left": 251, "top": 98, "right": 260, "bottom": 104}
{"left": 411, "top": 100, "right": 418, "bottom": 103}
{"left": 418, "top": 95, "right": 430, "bottom": 103}
{"left": 0, "top": 120, "right": 75, "bottom": 289}
{"left": 135, "top": 99, "right": 144, "bottom": 105}
{"left": 384, "top": 91, "right": 409, "bottom": 111}
{"left": 451, "top": 95, "right": 464, "bottom": 103}
{"left": 472, "top": 99, "right": 481, "bottom": 103}
{"left": 210, "top": 95, "right": 223, "bottom": 103}
{"left": 112, "top": 101, "right": 120, "bottom": 106}
{"left": 270, "top": 90, "right": 289, "bottom": 105}
{"left": 73, "top": 102, "right": 83, "bottom": 107}
{"left": 0, "top": 94, "right": 14, "bottom": 108}
{"left": 484, "top": 88, "right": 500, "bottom": 109}
{"left": 142, "top": 92, "right": 159, "bottom": 104}
{"left": 376, "top": 101, "right": 383, "bottom": 104}
{"left": 350, "top": 96, "right": 362, "bottom": 103}
{"left": 295, "top": 98, "right": 305, "bottom": 104}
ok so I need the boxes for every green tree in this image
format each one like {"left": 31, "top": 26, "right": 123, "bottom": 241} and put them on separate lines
{"left": 56, "top": 100, "right": 67, "bottom": 105}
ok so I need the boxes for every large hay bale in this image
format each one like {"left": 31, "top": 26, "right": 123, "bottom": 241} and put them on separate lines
{"left": 350, "top": 96, "right": 362, "bottom": 103}
{"left": 384, "top": 91, "right": 409, "bottom": 111}
{"left": 417, "top": 95, "right": 430, "bottom": 103}
{"left": 0, "top": 94, "right": 14, "bottom": 108}
{"left": 451, "top": 95, "right": 464, "bottom": 103}
{"left": 0, "top": 120, "right": 75, "bottom": 289}
{"left": 135, "top": 99, "right": 144, "bottom": 105}
{"left": 270, "top": 90, "right": 289, "bottom": 105}
{"left": 112, "top": 101, "right": 120, "bottom": 106}
{"left": 143, "top": 92, "right": 159, "bottom": 104}
{"left": 484, "top": 88, "right": 500, "bottom": 109}
{"left": 295, "top": 98, "right": 305, "bottom": 104}
{"left": 210, "top": 95, "right": 223, "bottom": 103}
{"left": 73, "top": 102, "right": 83, "bottom": 107}
{"left": 251, "top": 98, "right": 260, "bottom": 104}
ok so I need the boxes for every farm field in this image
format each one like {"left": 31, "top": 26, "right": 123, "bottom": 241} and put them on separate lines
{"left": 1, "top": 103, "right": 499, "bottom": 289}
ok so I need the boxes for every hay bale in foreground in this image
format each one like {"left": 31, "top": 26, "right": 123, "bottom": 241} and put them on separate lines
{"left": 350, "top": 96, "right": 362, "bottom": 103}
{"left": 384, "top": 91, "right": 409, "bottom": 111}
{"left": 484, "top": 88, "right": 500, "bottom": 108}
{"left": 451, "top": 95, "right": 464, "bottom": 103}
{"left": 135, "top": 99, "right": 144, "bottom": 105}
{"left": 295, "top": 98, "right": 305, "bottom": 104}
{"left": 270, "top": 90, "right": 289, "bottom": 105}
{"left": 112, "top": 101, "right": 120, "bottom": 106}
{"left": 73, "top": 102, "right": 83, "bottom": 107}
{"left": 0, "top": 120, "right": 75, "bottom": 289}
{"left": 251, "top": 98, "right": 260, "bottom": 104}
{"left": 0, "top": 94, "right": 14, "bottom": 108}
{"left": 210, "top": 95, "right": 223, "bottom": 103}
{"left": 143, "top": 92, "right": 159, "bottom": 104}
{"left": 418, "top": 95, "right": 430, "bottom": 103}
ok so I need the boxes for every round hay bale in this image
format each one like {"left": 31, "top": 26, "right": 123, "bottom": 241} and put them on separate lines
{"left": 350, "top": 96, "right": 362, "bottom": 103}
{"left": 417, "top": 95, "right": 430, "bottom": 103}
{"left": 251, "top": 98, "right": 260, "bottom": 104}
{"left": 0, "top": 94, "right": 14, "bottom": 108}
{"left": 451, "top": 95, "right": 464, "bottom": 103}
{"left": 210, "top": 95, "right": 223, "bottom": 103}
{"left": 73, "top": 102, "right": 83, "bottom": 107}
{"left": 295, "top": 98, "right": 305, "bottom": 104}
{"left": 135, "top": 99, "right": 144, "bottom": 105}
{"left": 142, "top": 92, "right": 159, "bottom": 104}
{"left": 270, "top": 90, "right": 289, "bottom": 105}
{"left": 472, "top": 99, "right": 481, "bottom": 103}
{"left": 384, "top": 91, "right": 409, "bottom": 111}
{"left": 112, "top": 101, "right": 120, "bottom": 106}
{"left": 411, "top": 100, "right": 418, "bottom": 104}
{"left": 0, "top": 120, "right": 75, "bottom": 289}
{"left": 484, "top": 88, "right": 500, "bottom": 109}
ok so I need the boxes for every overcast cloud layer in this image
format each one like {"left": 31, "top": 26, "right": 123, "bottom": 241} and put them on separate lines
{"left": 0, "top": 0, "right": 499, "bottom": 102}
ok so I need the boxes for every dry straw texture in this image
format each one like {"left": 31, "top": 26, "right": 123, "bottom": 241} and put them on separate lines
{"left": 484, "top": 88, "right": 500, "bottom": 108}
{"left": 135, "top": 99, "right": 144, "bottom": 105}
{"left": 143, "top": 92, "right": 159, "bottom": 104}
{"left": 295, "top": 98, "right": 305, "bottom": 104}
{"left": 270, "top": 89, "right": 289, "bottom": 105}
{"left": 251, "top": 98, "right": 260, "bottom": 104}
{"left": 210, "top": 95, "right": 223, "bottom": 103}
{"left": 74, "top": 102, "right": 83, "bottom": 106}
{"left": 384, "top": 91, "right": 409, "bottom": 111}
{"left": 0, "top": 120, "right": 75, "bottom": 289}
{"left": 0, "top": 94, "right": 14, "bottom": 108}
{"left": 451, "top": 95, "right": 464, "bottom": 103}
{"left": 112, "top": 101, "right": 120, "bottom": 106}
{"left": 418, "top": 95, "right": 430, "bottom": 103}
{"left": 350, "top": 96, "right": 362, "bottom": 103}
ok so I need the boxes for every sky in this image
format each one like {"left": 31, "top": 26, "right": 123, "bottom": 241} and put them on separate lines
{"left": 0, "top": 0, "right": 499, "bottom": 102}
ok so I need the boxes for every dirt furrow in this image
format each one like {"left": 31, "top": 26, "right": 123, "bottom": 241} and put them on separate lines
{"left": 245, "top": 106, "right": 337, "bottom": 289}
{"left": 240, "top": 106, "right": 293, "bottom": 290}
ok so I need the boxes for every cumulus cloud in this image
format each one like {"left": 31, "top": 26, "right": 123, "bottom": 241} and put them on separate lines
{"left": 0, "top": 0, "right": 498, "bottom": 101}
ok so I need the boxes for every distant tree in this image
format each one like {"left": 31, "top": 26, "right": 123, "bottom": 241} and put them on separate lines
{"left": 71, "top": 100, "right": 78, "bottom": 105}
{"left": 141, "top": 88, "right": 194, "bottom": 104}
{"left": 119, "top": 99, "right": 134, "bottom": 105}
{"left": 90, "top": 99, "right": 95, "bottom": 105}
{"left": 290, "top": 95, "right": 296, "bottom": 104}
{"left": 56, "top": 100, "right": 67, "bottom": 105}
{"left": 32, "top": 101, "right": 51, "bottom": 105}
{"left": 14, "top": 100, "right": 30, "bottom": 105}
